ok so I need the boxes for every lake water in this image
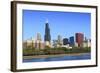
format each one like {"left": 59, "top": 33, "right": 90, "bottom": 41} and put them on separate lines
{"left": 23, "top": 53, "right": 91, "bottom": 63}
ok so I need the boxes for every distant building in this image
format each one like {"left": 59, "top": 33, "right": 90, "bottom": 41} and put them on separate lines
{"left": 40, "top": 41, "right": 45, "bottom": 49}
{"left": 69, "top": 36, "right": 74, "bottom": 47}
{"left": 83, "top": 41, "right": 88, "bottom": 47}
{"left": 83, "top": 37, "right": 91, "bottom": 48}
{"left": 23, "top": 40, "right": 27, "bottom": 49}
{"left": 26, "top": 39, "right": 32, "bottom": 48}
{"left": 52, "top": 35, "right": 63, "bottom": 48}
{"left": 37, "top": 33, "right": 41, "bottom": 41}
{"left": 31, "top": 38, "right": 35, "bottom": 48}
{"left": 23, "top": 37, "right": 35, "bottom": 49}
{"left": 44, "top": 20, "right": 51, "bottom": 48}
{"left": 87, "top": 39, "right": 91, "bottom": 47}
{"left": 44, "top": 20, "right": 51, "bottom": 42}
{"left": 62, "top": 44, "right": 70, "bottom": 49}
{"left": 52, "top": 40, "right": 58, "bottom": 48}
{"left": 35, "top": 40, "right": 40, "bottom": 49}
{"left": 83, "top": 37, "right": 88, "bottom": 47}
{"left": 63, "top": 38, "right": 69, "bottom": 45}
{"left": 45, "top": 41, "right": 51, "bottom": 48}
{"left": 75, "top": 42, "right": 78, "bottom": 47}
{"left": 57, "top": 35, "right": 63, "bottom": 47}
{"left": 75, "top": 33, "right": 84, "bottom": 47}
{"left": 62, "top": 38, "right": 70, "bottom": 49}
{"left": 35, "top": 33, "right": 42, "bottom": 49}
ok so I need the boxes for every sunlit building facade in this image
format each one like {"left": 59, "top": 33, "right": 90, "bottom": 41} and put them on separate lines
{"left": 75, "top": 33, "right": 84, "bottom": 47}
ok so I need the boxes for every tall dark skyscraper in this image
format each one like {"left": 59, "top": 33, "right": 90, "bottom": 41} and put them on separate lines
{"left": 63, "top": 38, "right": 69, "bottom": 45}
{"left": 44, "top": 20, "right": 51, "bottom": 42}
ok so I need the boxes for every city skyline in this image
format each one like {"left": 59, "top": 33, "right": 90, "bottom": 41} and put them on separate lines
{"left": 23, "top": 10, "right": 91, "bottom": 41}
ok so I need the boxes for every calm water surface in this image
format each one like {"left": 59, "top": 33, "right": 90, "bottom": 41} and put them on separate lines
{"left": 23, "top": 53, "right": 91, "bottom": 63}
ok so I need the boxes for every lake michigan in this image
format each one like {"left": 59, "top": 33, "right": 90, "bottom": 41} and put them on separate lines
{"left": 23, "top": 53, "right": 91, "bottom": 63}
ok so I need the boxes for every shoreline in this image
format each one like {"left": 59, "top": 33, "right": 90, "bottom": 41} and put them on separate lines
{"left": 23, "top": 53, "right": 90, "bottom": 59}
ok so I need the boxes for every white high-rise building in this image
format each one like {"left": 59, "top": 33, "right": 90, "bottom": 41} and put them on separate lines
{"left": 35, "top": 33, "right": 45, "bottom": 49}
{"left": 57, "top": 35, "right": 63, "bottom": 47}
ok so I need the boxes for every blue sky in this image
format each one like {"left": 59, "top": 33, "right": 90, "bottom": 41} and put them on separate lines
{"left": 23, "top": 10, "right": 91, "bottom": 41}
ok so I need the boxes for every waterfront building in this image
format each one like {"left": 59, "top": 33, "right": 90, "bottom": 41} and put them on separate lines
{"left": 23, "top": 37, "right": 36, "bottom": 49}
{"left": 83, "top": 37, "right": 88, "bottom": 47}
{"left": 57, "top": 35, "right": 63, "bottom": 47}
{"left": 26, "top": 39, "right": 32, "bottom": 48}
{"left": 45, "top": 41, "right": 51, "bottom": 48}
{"left": 44, "top": 20, "right": 51, "bottom": 42}
{"left": 40, "top": 41, "right": 45, "bottom": 49}
{"left": 87, "top": 39, "right": 91, "bottom": 47}
{"left": 62, "top": 38, "right": 70, "bottom": 48}
{"left": 75, "top": 33, "right": 84, "bottom": 47}
{"left": 69, "top": 36, "right": 74, "bottom": 47}
{"left": 75, "top": 42, "right": 78, "bottom": 47}
{"left": 62, "top": 44, "right": 70, "bottom": 49}
{"left": 23, "top": 40, "right": 27, "bottom": 49}
{"left": 83, "top": 41, "right": 88, "bottom": 47}
{"left": 44, "top": 20, "right": 51, "bottom": 47}
{"left": 37, "top": 33, "right": 41, "bottom": 41}
{"left": 35, "top": 40, "right": 40, "bottom": 49}
{"left": 53, "top": 40, "right": 58, "bottom": 48}
{"left": 25, "top": 38, "right": 34, "bottom": 49}
{"left": 63, "top": 38, "right": 69, "bottom": 45}
{"left": 35, "top": 33, "right": 42, "bottom": 49}
{"left": 31, "top": 37, "right": 35, "bottom": 48}
{"left": 83, "top": 38, "right": 91, "bottom": 48}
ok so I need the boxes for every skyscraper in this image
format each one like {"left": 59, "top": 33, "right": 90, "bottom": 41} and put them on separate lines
{"left": 44, "top": 20, "right": 51, "bottom": 42}
{"left": 69, "top": 36, "right": 74, "bottom": 46}
{"left": 63, "top": 38, "right": 69, "bottom": 45}
{"left": 37, "top": 33, "right": 41, "bottom": 41}
{"left": 35, "top": 33, "right": 41, "bottom": 49}
{"left": 57, "top": 35, "right": 63, "bottom": 46}
{"left": 75, "top": 33, "right": 84, "bottom": 47}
